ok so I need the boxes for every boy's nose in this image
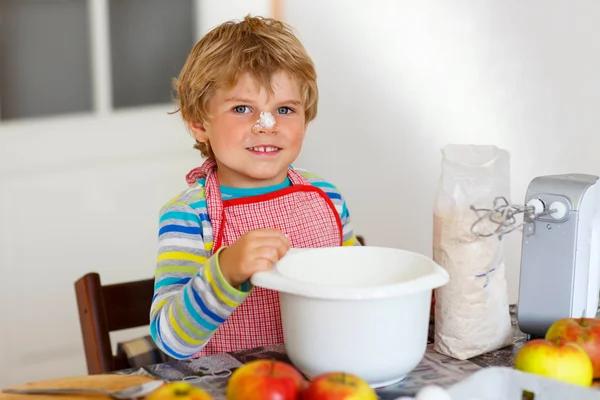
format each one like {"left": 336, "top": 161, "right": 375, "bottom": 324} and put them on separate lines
{"left": 252, "top": 124, "right": 278, "bottom": 135}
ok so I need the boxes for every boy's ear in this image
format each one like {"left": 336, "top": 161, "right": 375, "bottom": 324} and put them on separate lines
{"left": 188, "top": 120, "right": 208, "bottom": 142}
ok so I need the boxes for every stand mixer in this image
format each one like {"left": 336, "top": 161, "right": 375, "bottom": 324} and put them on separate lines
{"left": 471, "top": 174, "right": 600, "bottom": 339}
{"left": 517, "top": 174, "right": 600, "bottom": 338}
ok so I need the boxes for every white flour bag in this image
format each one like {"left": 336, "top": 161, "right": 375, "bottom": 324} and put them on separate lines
{"left": 433, "top": 144, "right": 513, "bottom": 360}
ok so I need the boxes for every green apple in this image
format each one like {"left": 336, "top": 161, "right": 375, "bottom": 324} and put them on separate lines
{"left": 146, "top": 381, "right": 213, "bottom": 400}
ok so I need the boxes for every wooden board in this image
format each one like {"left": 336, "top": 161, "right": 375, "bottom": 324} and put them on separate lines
{"left": 0, "top": 374, "right": 159, "bottom": 399}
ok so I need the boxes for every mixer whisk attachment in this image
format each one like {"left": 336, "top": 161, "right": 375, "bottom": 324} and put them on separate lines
{"left": 470, "top": 197, "right": 556, "bottom": 240}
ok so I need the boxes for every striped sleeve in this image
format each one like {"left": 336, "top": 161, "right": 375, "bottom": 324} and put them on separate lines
{"left": 149, "top": 195, "right": 251, "bottom": 359}
{"left": 298, "top": 170, "right": 361, "bottom": 247}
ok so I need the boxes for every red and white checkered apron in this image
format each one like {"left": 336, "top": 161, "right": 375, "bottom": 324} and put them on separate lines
{"left": 187, "top": 159, "right": 343, "bottom": 357}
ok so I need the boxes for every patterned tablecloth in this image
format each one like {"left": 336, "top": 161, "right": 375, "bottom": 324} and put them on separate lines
{"left": 115, "top": 306, "right": 539, "bottom": 398}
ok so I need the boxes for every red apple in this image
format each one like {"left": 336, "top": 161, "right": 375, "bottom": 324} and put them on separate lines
{"left": 545, "top": 317, "right": 600, "bottom": 378}
{"left": 226, "top": 359, "right": 306, "bottom": 400}
{"left": 514, "top": 337, "right": 593, "bottom": 387}
{"left": 302, "top": 372, "right": 378, "bottom": 400}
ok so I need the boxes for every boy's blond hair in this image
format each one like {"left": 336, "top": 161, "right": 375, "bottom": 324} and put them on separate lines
{"left": 174, "top": 15, "right": 318, "bottom": 159}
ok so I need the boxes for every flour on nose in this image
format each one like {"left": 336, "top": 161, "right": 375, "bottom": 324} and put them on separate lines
{"left": 255, "top": 111, "right": 276, "bottom": 129}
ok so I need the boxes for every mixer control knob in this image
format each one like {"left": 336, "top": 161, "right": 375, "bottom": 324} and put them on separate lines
{"left": 549, "top": 201, "right": 568, "bottom": 220}
{"left": 526, "top": 198, "right": 545, "bottom": 215}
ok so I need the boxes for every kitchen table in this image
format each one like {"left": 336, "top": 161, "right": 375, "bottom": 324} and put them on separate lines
{"left": 115, "top": 305, "right": 560, "bottom": 398}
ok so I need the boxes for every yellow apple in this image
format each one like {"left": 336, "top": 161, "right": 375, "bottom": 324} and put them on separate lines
{"left": 146, "top": 381, "right": 212, "bottom": 400}
{"left": 514, "top": 338, "right": 593, "bottom": 387}
{"left": 301, "top": 372, "right": 378, "bottom": 400}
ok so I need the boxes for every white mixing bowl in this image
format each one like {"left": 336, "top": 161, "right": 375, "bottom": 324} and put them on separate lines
{"left": 250, "top": 246, "right": 450, "bottom": 388}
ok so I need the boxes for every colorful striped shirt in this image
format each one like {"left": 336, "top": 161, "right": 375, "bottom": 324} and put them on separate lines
{"left": 150, "top": 168, "right": 360, "bottom": 359}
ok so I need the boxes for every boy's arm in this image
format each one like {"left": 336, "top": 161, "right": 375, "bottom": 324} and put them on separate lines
{"left": 150, "top": 202, "right": 251, "bottom": 359}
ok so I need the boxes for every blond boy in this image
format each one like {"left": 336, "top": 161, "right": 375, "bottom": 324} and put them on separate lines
{"left": 150, "top": 15, "right": 360, "bottom": 358}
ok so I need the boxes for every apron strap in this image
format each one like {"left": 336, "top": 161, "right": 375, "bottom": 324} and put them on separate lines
{"left": 287, "top": 168, "right": 311, "bottom": 186}
{"left": 204, "top": 168, "right": 224, "bottom": 253}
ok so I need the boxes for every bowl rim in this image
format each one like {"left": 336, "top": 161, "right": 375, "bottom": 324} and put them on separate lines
{"left": 250, "top": 246, "right": 450, "bottom": 300}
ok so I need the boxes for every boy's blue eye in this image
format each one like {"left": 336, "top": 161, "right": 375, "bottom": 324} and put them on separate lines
{"left": 276, "top": 107, "right": 293, "bottom": 114}
{"left": 234, "top": 106, "right": 251, "bottom": 113}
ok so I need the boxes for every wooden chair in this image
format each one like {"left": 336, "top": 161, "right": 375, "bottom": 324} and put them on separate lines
{"left": 74, "top": 273, "right": 154, "bottom": 374}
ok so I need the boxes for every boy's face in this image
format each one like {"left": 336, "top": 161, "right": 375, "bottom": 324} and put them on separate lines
{"left": 189, "top": 71, "right": 307, "bottom": 188}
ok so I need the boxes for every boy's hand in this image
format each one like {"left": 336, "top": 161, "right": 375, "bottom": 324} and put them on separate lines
{"left": 218, "top": 229, "right": 290, "bottom": 287}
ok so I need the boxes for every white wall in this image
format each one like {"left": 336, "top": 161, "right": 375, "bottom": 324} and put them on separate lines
{"left": 287, "top": 0, "right": 600, "bottom": 302}
{"left": 2, "top": 0, "right": 600, "bottom": 387}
